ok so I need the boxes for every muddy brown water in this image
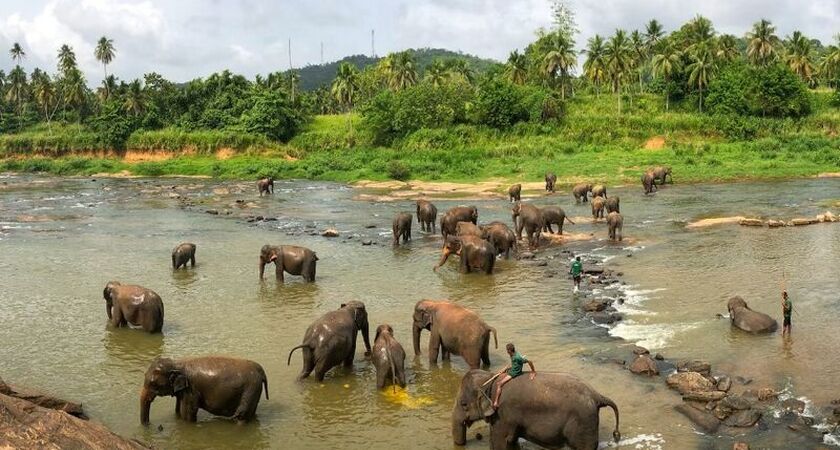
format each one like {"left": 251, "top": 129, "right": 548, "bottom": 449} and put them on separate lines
{"left": 1, "top": 174, "right": 839, "bottom": 449}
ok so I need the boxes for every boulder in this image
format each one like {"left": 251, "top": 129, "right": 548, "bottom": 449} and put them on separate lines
{"left": 682, "top": 390, "right": 726, "bottom": 402}
{"left": 719, "top": 394, "right": 753, "bottom": 411}
{"left": 790, "top": 217, "right": 819, "bottom": 226}
{"left": 667, "top": 372, "right": 716, "bottom": 394}
{"left": 677, "top": 360, "right": 712, "bottom": 376}
{"left": 733, "top": 442, "right": 750, "bottom": 450}
{"left": 321, "top": 228, "right": 339, "bottom": 237}
{"left": 757, "top": 387, "right": 778, "bottom": 401}
{"left": 674, "top": 403, "right": 721, "bottom": 433}
{"left": 519, "top": 252, "right": 536, "bottom": 260}
{"left": 716, "top": 375, "right": 732, "bottom": 392}
{"left": 582, "top": 300, "right": 608, "bottom": 312}
{"left": 583, "top": 267, "right": 604, "bottom": 275}
{"left": 724, "top": 409, "right": 762, "bottom": 427}
{"left": 0, "top": 380, "right": 86, "bottom": 419}
{"left": 739, "top": 218, "right": 764, "bottom": 227}
{"left": 767, "top": 219, "right": 787, "bottom": 228}
{"left": 632, "top": 345, "right": 650, "bottom": 356}
{"left": 589, "top": 311, "right": 622, "bottom": 325}
{"left": 780, "top": 398, "right": 806, "bottom": 413}
{"left": 629, "top": 355, "right": 659, "bottom": 376}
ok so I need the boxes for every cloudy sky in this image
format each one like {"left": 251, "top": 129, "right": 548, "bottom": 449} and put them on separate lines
{"left": 0, "top": 0, "right": 837, "bottom": 83}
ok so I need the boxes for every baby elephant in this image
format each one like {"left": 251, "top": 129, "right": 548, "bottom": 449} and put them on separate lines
{"left": 607, "top": 212, "right": 623, "bottom": 241}
{"left": 372, "top": 324, "right": 407, "bottom": 391}
{"left": 508, "top": 184, "right": 522, "bottom": 202}
{"left": 541, "top": 206, "right": 574, "bottom": 235}
{"left": 605, "top": 196, "right": 620, "bottom": 214}
{"left": 172, "top": 243, "right": 196, "bottom": 269}
{"left": 103, "top": 282, "right": 164, "bottom": 333}
{"left": 591, "top": 196, "right": 606, "bottom": 220}
{"left": 257, "top": 177, "right": 274, "bottom": 196}
{"left": 259, "top": 244, "right": 318, "bottom": 282}
{"left": 392, "top": 212, "right": 412, "bottom": 246}
{"left": 545, "top": 173, "right": 557, "bottom": 193}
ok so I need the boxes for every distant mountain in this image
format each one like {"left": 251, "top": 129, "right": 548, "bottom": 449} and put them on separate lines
{"left": 289, "top": 48, "right": 501, "bottom": 91}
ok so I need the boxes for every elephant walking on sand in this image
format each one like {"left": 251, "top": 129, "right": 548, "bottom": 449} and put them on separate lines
{"left": 140, "top": 356, "right": 268, "bottom": 425}
{"left": 392, "top": 212, "right": 412, "bottom": 246}
{"left": 172, "top": 243, "right": 196, "bottom": 269}
{"left": 508, "top": 184, "right": 522, "bottom": 202}
{"left": 103, "top": 282, "right": 164, "bottom": 333}
{"left": 412, "top": 300, "right": 497, "bottom": 369}
{"left": 607, "top": 212, "right": 623, "bottom": 241}
{"left": 372, "top": 324, "right": 407, "bottom": 391}
{"left": 416, "top": 200, "right": 438, "bottom": 232}
{"left": 727, "top": 296, "right": 778, "bottom": 333}
{"left": 259, "top": 245, "right": 318, "bottom": 282}
{"left": 287, "top": 301, "right": 371, "bottom": 381}
{"left": 452, "top": 370, "right": 620, "bottom": 449}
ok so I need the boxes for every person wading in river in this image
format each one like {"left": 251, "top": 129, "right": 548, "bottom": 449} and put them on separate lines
{"left": 782, "top": 291, "right": 792, "bottom": 337}
{"left": 570, "top": 256, "right": 583, "bottom": 293}
{"left": 492, "top": 343, "right": 536, "bottom": 410}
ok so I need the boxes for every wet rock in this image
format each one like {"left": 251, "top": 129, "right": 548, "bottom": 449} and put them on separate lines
{"left": 519, "top": 252, "right": 536, "bottom": 260}
{"left": 629, "top": 355, "right": 659, "bottom": 376}
{"left": 654, "top": 353, "right": 664, "bottom": 361}
{"left": 589, "top": 311, "right": 622, "bottom": 325}
{"left": 767, "top": 219, "right": 787, "bottom": 228}
{"left": 757, "top": 387, "right": 778, "bottom": 401}
{"left": 733, "top": 442, "right": 750, "bottom": 450}
{"left": 0, "top": 379, "right": 86, "bottom": 419}
{"left": 667, "top": 372, "right": 716, "bottom": 394}
{"left": 632, "top": 345, "right": 650, "bottom": 356}
{"left": 790, "top": 217, "right": 819, "bottom": 226}
{"left": 321, "top": 228, "right": 339, "bottom": 238}
{"left": 720, "top": 394, "right": 753, "bottom": 411}
{"left": 677, "top": 360, "right": 712, "bottom": 376}
{"left": 682, "top": 390, "right": 726, "bottom": 402}
{"left": 717, "top": 375, "right": 732, "bottom": 392}
{"left": 535, "top": 261, "right": 548, "bottom": 267}
{"left": 205, "top": 209, "right": 219, "bottom": 215}
{"left": 780, "top": 398, "right": 806, "bottom": 413}
{"left": 583, "top": 267, "right": 604, "bottom": 275}
{"left": 582, "top": 299, "right": 608, "bottom": 312}
{"left": 365, "top": 224, "right": 377, "bottom": 229}
{"left": 724, "top": 409, "right": 761, "bottom": 427}
{"left": 264, "top": 217, "right": 277, "bottom": 222}
{"left": 674, "top": 403, "right": 721, "bottom": 433}
{"left": 739, "top": 218, "right": 764, "bottom": 227}
{"left": 362, "top": 240, "right": 373, "bottom": 246}
{"left": 734, "top": 376, "right": 752, "bottom": 386}
{"left": 212, "top": 187, "right": 230, "bottom": 195}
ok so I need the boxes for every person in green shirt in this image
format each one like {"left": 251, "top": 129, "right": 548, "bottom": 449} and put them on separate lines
{"left": 491, "top": 343, "right": 536, "bottom": 409}
{"left": 569, "top": 256, "right": 583, "bottom": 292}
{"left": 782, "top": 291, "right": 792, "bottom": 336}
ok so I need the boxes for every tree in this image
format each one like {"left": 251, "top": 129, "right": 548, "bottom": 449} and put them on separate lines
{"left": 644, "top": 20, "right": 665, "bottom": 50}
{"left": 785, "top": 31, "right": 816, "bottom": 86}
{"left": 746, "top": 19, "right": 780, "bottom": 66}
{"left": 123, "top": 79, "right": 145, "bottom": 116}
{"left": 382, "top": 51, "right": 418, "bottom": 91}
{"left": 446, "top": 59, "right": 475, "bottom": 84}
{"left": 550, "top": 0, "right": 578, "bottom": 42}
{"left": 57, "top": 44, "right": 77, "bottom": 74}
{"left": 716, "top": 34, "right": 740, "bottom": 63}
{"left": 331, "top": 62, "right": 359, "bottom": 133}
{"left": 684, "top": 15, "right": 715, "bottom": 51}
{"left": 687, "top": 46, "right": 716, "bottom": 112}
{"left": 604, "top": 29, "right": 632, "bottom": 113}
{"left": 5, "top": 66, "right": 28, "bottom": 128}
{"left": 97, "top": 75, "right": 118, "bottom": 102}
{"left": 651, "top": 42, "right": 682, "bottom": 111}
{"left": 542, "top": 32, "right": 577, "bottom": 100}
{"left": 9, "top": 42, "right": 25, "bottom": 65}
{"left": 62, "top": 68, "right": 87, "bottom": 120}
{"left": 505, "top": 50, "right": 528, "bottom": 85}
{"left": 583, "top": 35, "right": 607, "bottom": 96}
{"left": 630, "top": 30, "right": 647, "bottom": 92}
{"left": 94, "top": 36, "right": 116, "bottom": 98}
{"left": 33, "top": 74, "right": 59, "bottom": 133}
{"left": 821, "top": 36, "right": 840, "bottom": 88}
{"left": 424, "top": 59, "right": 448, "bottom": 87}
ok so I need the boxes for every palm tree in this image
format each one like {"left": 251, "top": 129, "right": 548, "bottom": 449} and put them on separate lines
{"left": 97, "top": 75, "right": 118, "bottom": 102}
{"left": 785, "top": 31, "right": 816, "bottom": 86}
{"left": 687, "top": 47, "right": 716, "bottom": 112}
{"left": 630, "top": 30, "right": 647, "bottom": 92}
{"left": 746, "top": 19, "right": 780, "bottom": 66}
{"left": 684, "top": 15, "right": 715, "bottom": 51}
{"left": 9, "top": 42, "right": 25, "bottom": 65}
{"left": 542, "top": 32, "right": 577, "bottom": 100}
{"left": 604, "top": 29, "right": 632, "bottom": 113}
{"left": 644, "top": 20, "right": 665, "bottom": 50}
{"left": 94, "top": 36, "right": 116, "bottom": 98}
{"left": 384, "top": 51, "right": 417, "bottom": 91}
{"left": 63, "top": 68, "right": 87, "bottom": 119}
{"left": 446, "top": 59, "right": 475, "bottom": 84}
{"left": 123, "top": 79, "right": 145, "bottom": 116}
{"left": 583, "top": 35, "right": 607, "bottom": 96}
{"left": 58, "top": 44, "right": 77, "bottom": 74}
{"left": 651, "top": 42, "right": 682, "bottom": 111}
{"left": 820, "top": 36, "right": 840, "bottom": 88}
{"left": 331, "top": 62, "right": 359, "bottom": 133}
{"left": 33, "top": 74, "right": 59, "bottom": 133}
{"left": 716, "top": 34, "right": 740, "bottom": 63}
{"left": 5, "top": 66, "right": 28, "bottom": 128}
{"left": 505, "top": 50, "right": 528, "bottom": 85}
{"left": 424, "top": 59, "right": 448, "bottom": 87}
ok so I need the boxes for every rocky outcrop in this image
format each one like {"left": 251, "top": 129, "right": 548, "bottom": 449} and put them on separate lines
{"left": 667, "top": 372, "right": 716, "bottom": 394}
{"left": 674, "top": 403, "right": 721, "bottom": 433}
{"left": 0, "top": 378, "right": 86, "bottom": 419}
{"left": 677, "top": 360, "right": 711, "bottom": 377}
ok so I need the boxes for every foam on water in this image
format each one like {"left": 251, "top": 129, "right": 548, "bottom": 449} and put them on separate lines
{"left": 608, "top": 321, "right": 700, "bottom": 349}
{"left": 598, "top": 433, "right": 665, "bottom": 449}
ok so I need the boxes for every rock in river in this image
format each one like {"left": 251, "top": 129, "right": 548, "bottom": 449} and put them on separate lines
{"left": 629, "top": 354, "right": 659, "bottom": 376}
{"left": 674, "top": 403, "right": 721, "bottom": 433}
{"left": 677, "top": 360, "right": 712, "bottom": 376}
{"left": 667, "top": 372, "right": 716, "bottom": 394}
{"left": 724, "top": 409, "right": 762, "bottom": 428}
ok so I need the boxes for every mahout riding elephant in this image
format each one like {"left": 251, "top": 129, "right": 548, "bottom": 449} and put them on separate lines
{"left": 512, "top": 202, "right": 544, "bottom": 249}
{"left": 392, "top": 212, "right": 412, "bottom": 246}
{"left": 456, "top": 221, "right": 483, "bottom": 237}
{"left": 257, "top": 177, "right": 274, "bottom": 196}
{"left": 544, "top": 173, "right": 557, "bottom": 193}
{"left": 605, "top": 196, "right": 620, "bottom": 214}
{"left": 481, "top": 221, "right": 517, "bottom": 259}
{"left": 441, "top": 206, "right": 478, "bottom": 238}
{"left": 103, "top": 281, "right": 164, "bottom": 333}
{"left": 651, "top": 165, "right": 672, "bottom": 184}
{"left": 508, "top": 184, "right": 521, "bottom": 202}
{"left": 416, "top": 200, "right": 438, "bottom": 233}
{"left": 541, "top": 206, "right": 574, "bottom": 234}
{"left": 592, "top": 184, "right": 607, "bottom": 198}
{"left": 591, "top": 196, "right": 606, "bottom": 220}
{"left": 727, "top": 296, "right": 778, "bottom": 333}
{"left": 607, "top": 212, "right": 623, "bottom": 241}
{"left": 259, "top": 244, "right": 318, "bottom": 282}
{"left": 434, "top": 235, "right": 496, "bottom": 274}
{"left": 412, "top": 300, "right": 497, "bottom": 369}
{"left": 287, "top": 301, "right": 371, "bottom": 381}
{"left": 452, "top": 369, "right": 620, "bottom": 449}
{"left": 641, "top": 171, "right": 657, "bottom": 195}
{"left": 372, "top": 324, "right": 407, "bottom": 390}
{"left": 573, "top": 183, "right": 593, "bottom": 203}
{"left": 172, "top": 243, "right": 196, "bottom": 270}
{"left": 140, "top": 356, "right": 268, "bottom": 425}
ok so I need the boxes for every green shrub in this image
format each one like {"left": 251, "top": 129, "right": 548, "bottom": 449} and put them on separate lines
{"left": 707, "top": 63, "right": 811, "bottom": 118}
{"left": 386, "top": 160, "right": 410, "bottom": 180}
{"left": 472, "top": 79, "right": 528, "bottom": 129}
{"left": 239, "top": 89, "right": 306, "bottom": 141}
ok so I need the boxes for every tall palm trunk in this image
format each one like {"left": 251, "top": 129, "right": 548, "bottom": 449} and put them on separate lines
{"left": 698, "top": 86, "right": 703, "bottom": 113}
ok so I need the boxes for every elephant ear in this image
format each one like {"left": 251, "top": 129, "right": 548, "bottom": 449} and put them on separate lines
{"left": 478, "top": 387, "right": 495, "bottom": 419}
{"left": 170, "top": 370, "right": 189, "bottom": 394}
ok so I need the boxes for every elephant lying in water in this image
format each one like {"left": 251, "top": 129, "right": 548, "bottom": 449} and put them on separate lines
{"left": 727, "top": 296, "right": 778, "bottom": 333}
{"left": 103, "top": 282, "right": 164, "bottom": 333}
{"left": 452, "top": 369, "right": 620, "bottom": 449}
{"left": 413, "top": 300, "right": 497, "bottom": 369}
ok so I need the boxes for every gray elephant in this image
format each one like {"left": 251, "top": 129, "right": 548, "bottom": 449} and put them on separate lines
{"left": 392, "top": 212, "right": 412, "bottom": 246}
{"left": 452, "top": 369, "right": 620, "bottom": 449}
{"left": 372, "top": 324, "right": 407, "bottom": 391}
{"left": 727, "top": 296, "right": 778, "bottom": 333}
{"left": 481, "top": 221, "right": 517, "bottom": 258}
{"left": 572, "top": 183, "right": 593, "bottom": 203}
{"left": 512, "top": 202, "right": 544, "bottom": 249}
{"left": 287, "top": 301, "right": 371, "bottom": 381}
{"left": 434, "top": 235, "right": 496, "bottom": 274}
{"left": 591, "top": 184, "right": 607, "bottom": 198}
{"left": 651, "top": 165, "right": 672, "bottom": 184}
{"left": 172, "top": 243, "right": 196, "bottom": 270}
{"left": 441, "top": 206, "right": 478, "bottom": 239}
{"left": 257, "top": 177, "right": 274, "bottom": 196}
{"left": 544, "top": 173, "right": 557, "bottom": 193}
{"left": 456, "top": 221, "right": 483, "bottom": 237}
{"left": 412, "top": 300, "right": 497, "bottom": 369}
{"left": 591, "top": 196, "right": 606, "bottom": 220}
{"left": 103, "top": 282, "right": 164, "bottom": 333}
{"left": 508, "top": 184, "right": 522, "bottom": 202}
{"left": 641, "top": 171, "right": 658, "bottom": 195}
{"left": 259, "top": 244, "right": 318, "bottom": 282}
{"left": 541, "top": 206, "right": 574, "bottom": 234}
{"left": 605, "top": 196, "right": 620, "bottom": 214}
{"left": 140, "top": 356, "right": 268, "bottom": 425}
{"left": 607, "top": 211, "right": 623, "bottom": 241}
{"left": 416, "top": 200, "right": 438, "bottom": 233}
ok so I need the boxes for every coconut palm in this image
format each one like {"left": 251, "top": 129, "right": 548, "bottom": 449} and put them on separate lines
{"left": 785, "top": 31, "right": 816, "bottom": 86}
{"left": 644, "top": 20, "right": 665, "bottom": 50}
{"left": 684, "top": 15, "right": 715, "bottom": 51}
{"left": 687, "top": 47, "right": 716, "bottom": 112}
{"left": 384, "top": 51, "right": 417, "bottom": 91}
{"left": 603, "top": 29, "right": 633, "bottom": 113}
{"left": 331, "top": 62, "right": 359, "bottom": 132}
{"left": 58, "top": 44, "right": 77, "bottom": 74}
{"left": 9, "top": 42, "right": 25, "bottom": 65}
{"left": 63, "top": 68, "right": 87, "bottom": 118}
{"left": 33, "top": 74, "right": 59, "bottom": 133}
{"left": 820, "top": 36, "right": 840, "bottom": 87}
{"left": 94, "top": 36, "right": 116, "bottom": 98}
{"left": 5, "top": 66, "right": 28, "bottom": 128}
{"left": 716, "top": 34, "right": 740, "bottom": 63}
{"left": 651, "top": 42, "right": 682, "bottom": 111}
{"left": 425, "top": 59, "right": 448, "bottom": 87}
{"left": 123, "top": 79, "right": 145, "bottom": 116}
{"left": 505, "top": 50, "right": 528, "bottom": 85}
{"left": 446, "top": 59, "right": 474, "bottom": 84}
{"left": 97, "top": 75, "right": 119, "bottom": 102}
{"left": 746, "top": 19, "right": 780, "bottom": 66}
{"left": 582, "top": 35, "right": 607, "bottom": 96}
{"left": 630, "top": 30, "right": 647, "bottom": 91}
{"left": 542, "top": 32, "right": 577, "bottom": 100}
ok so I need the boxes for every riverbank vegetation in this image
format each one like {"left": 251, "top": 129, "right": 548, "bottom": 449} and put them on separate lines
{"left": 1, "top": 6, "right": 838, "bottom": 184}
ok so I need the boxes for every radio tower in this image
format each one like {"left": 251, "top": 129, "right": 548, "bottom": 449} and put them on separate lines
{"left": 371, "top": 29, "right": 376, "bottom": 57}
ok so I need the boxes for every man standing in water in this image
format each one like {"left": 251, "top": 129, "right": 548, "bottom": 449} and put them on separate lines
{"left": 782, "top": 291, "right": 792, "bottom": 336}
{"left": 492, "top": 343, "right": 536, "bottom": 410}
{"left": 570, "top": 256, "right": 583, "bottom": 293}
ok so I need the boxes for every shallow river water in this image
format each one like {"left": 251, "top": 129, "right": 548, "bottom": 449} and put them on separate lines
{"left": 1, "top": 174, "right": 839, "bottom": 449}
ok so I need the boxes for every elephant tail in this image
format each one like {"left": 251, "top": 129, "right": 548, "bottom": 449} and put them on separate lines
{"left": 287, "top": 345, "right": 307, "bottom": 366}
{"left": 489, "top": 327, "right": 498, "bottom": 349}
{"left": 565, "top": 216, "right": 575, "bottom": 225}
{"left": 385, "top": 344, "right": 397, "bottom": 394}
{"left": 597, "top": 394, "right": 621, "bottom": 442}
{"left": 263, "top": 375, "right": 269, "bottom": 400}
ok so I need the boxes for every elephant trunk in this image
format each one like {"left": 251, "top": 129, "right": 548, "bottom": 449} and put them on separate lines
{"left": 140, "top": 385, "right": 155, "bottom": 425}
{"left": 412, "top": 324, "right": 422, "bottom": 355}
{"left": 452, "top": 415, "right": 468, "bottom": 446}
{"left": 105, "top": 299, "right": 113, "bottom": 320}
{"left": 361, "top": 320, "right": 371, "bottom": 354}
{"left": 434, "top": 247, "right": 451, "bottom": 272}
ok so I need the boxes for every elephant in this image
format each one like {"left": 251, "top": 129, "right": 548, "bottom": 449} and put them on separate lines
{"left": 591, "top": 196, "right": 606, "bottom": 220}
{"left": 372, "top": 324, "right": 407, "bottom": 391}
{"left": 508, "top": 184, "right": 522, "bottom": 202}
{"left": 259, "top": 244, "right": 318, "bottom": 282}
{"left": 572, "top": 183, "right": 593, "bottom": 203}
{"left": 257, "top": 177, "right": 274, "bottom": 196}
{"left": 412, "top": 300, "right": 498, "bottom": 369}
{"left": 392, "top": 212, "right": 412, "bottom": 246}
{"left": 512, "top": 202, "right": 544, "bottom": 249}
{"left": 641, "top": 171, "right": 658, "bottom": 195}
{"left": 607, "top": 212, "right": 623, "bottom": 241}
{"left": 727, "top": 296, "right": 778, "bottom": 333}
{"left": 171, "top": 243, "right": 196, "bottom": 270}
{"left": 416, "top": 200, "right": 438, "bottom": 233}
{"left": 103, "top": 282, "right": 164, "bottom": 333}
{"left": 545, "top": 173, "right": 557, "bottom": 193}
{"left": 140, "top": 356, "right": 268, "bottom": 425}
{"left": 451, "top": 369, "right": 620, "bottom": 449}
{"left": 440, "top": 206, "right": 478, "bottom": 239}
{"left": 591, "top": 184, "right": 607, "bottom": 198}
{"left": 456, "top": 221, "right": 483, "bottom": 237}
{"left": 434, "top": 235, "right": 496, "bottom": 274}
{"left": 287, "top": 301, "right": 371, "bottom": 381}
{"left": 605, "top": 196, "right": 620, "bottom": 214}
{"left": 541, "top": 206, "right": 574, "bottom": 234}
{"left": 651, "top": 165, "right": 672, "bottom": 184}
{"left": 481, "top": 221, "right": 517, "bottom": 259}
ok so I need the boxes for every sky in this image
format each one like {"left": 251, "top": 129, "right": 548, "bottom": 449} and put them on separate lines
{"left": 0, "top": 0, "right": 837, "bottom": 83}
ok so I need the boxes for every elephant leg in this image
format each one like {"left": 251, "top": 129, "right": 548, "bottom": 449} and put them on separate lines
{"left": 172, "top": 254, "right": 177, "bottom": 269}
{"left": 234, "top": 384, "right": 262, "bottom": 424}
{"left": 515, "top": 222, "right": 523, "bottom": 240}
{"left": 481, "top": 343, "right": 491, "bottom": 367}
{"left": 175, "top": 396, "right": 182, "bottom": 418}
{"left": 314, "top": 359, "right": 330, "bottom": 382}
{"left": 441, "top": 345, "right": 450, "bottom": 361}
{"left": 275, "top": 262, "right": 285, "bottom": 282}
{"left": 376, "top": 367, "right": 387, "bottom": 389}
{"left": 566, "top": 425, "right": 598, "bottom": 450}
{"left": 298, "top": 348, "right": 315, "bottom": 380}
{"left": 179, "top": 394, "right": 199, "bottom": 422}
{"left": 458, "top": 254, "right": 469, "bottom": 274}
{"left": 110, "top": 307, "right": 124, "bottom": 328}
{"left": 490, "top": 423, "right": 520, "bottom": 450}
{"left": 190, "top": 255, "right": 195, "bottom": 268}
{"left": 428, "top": 332, "right": 441, "bottom": 364}
{"left": 344, "top": 340, "right": 357, "bottom": 367}
{"left": 304, "top": 260, "right": 316, "bottom": 282}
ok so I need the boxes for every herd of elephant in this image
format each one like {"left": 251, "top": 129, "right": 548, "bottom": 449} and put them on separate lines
{"left": 105, "top": 169, "right": 675, "bottom": 449}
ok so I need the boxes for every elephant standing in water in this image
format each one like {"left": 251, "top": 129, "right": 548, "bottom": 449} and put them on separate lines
{"left": 727, "top": 296, "right": 778, "bottom": 333}
{"left": 434, "top": 235, "right": 496, "bottom": 274}
{"left": 140, "top": 356, "right": 268, "bottom": 425}
{"left": 103, "top": 282, "right": 164, "bottom": 333}
{"left": 440, "top": 206, "right": 479, "bottom": 239}
{"left": 651, "top": 165, "right": 672, "bottom": 184}
{"left": 392, "top": 212, "right": 412, "bottom": 246}
{"left": 372, "top": 324, "right": 407, "bottom": 390}
{"left": 508, "top": 184, "right": 521, "bottom": 202}
{"left": 257, "top": 177, "right": 274, "bottom": 196}
{"left": 452, "top": 369, "right": 620, "bottom": 449}
{"left": 541, "top": 206, "right": 574, "bottom": 234}
{"left": 412, "top": 300, "right": 497, "bottom": 369}
{"left": 607, "top": 212, "right": 623, "bottom": 241}
{"left": 416, "top": 200, "right": 438, "bottom": 232}
{"left": 545, "top": 173, "right": 557, "bottom": 193}
{"left": 172, "top": 243, "right": 196, "bottom": 269}
{"left": 641, "top": 171, "right": 658, "bottom": 195}
{"left": 481, "top": 221, "right": 517, "bottom": 258}
{"left": 512, "top": 202, "right": 544, "bottom": 249}
{"left": 259, "top": 244, "right": 318, "bottom": 282}
{"left": 591, "top": 184, "right": 607, "bottom": 198}
{"left": 287, "top": 301, "right": 371, "bottom": 381}
{"left": 605, "top": 196, "right": 620, "bottom": 214}
{"left": 591, "top": 196, "right": 606, "bottom": 220}
{"left": 573, "top": 183, "right": 593, "bottom": 203}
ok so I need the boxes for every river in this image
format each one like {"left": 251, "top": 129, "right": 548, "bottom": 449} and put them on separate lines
{"left": 1, "top": 174, "right": 838, "bottom": 449}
